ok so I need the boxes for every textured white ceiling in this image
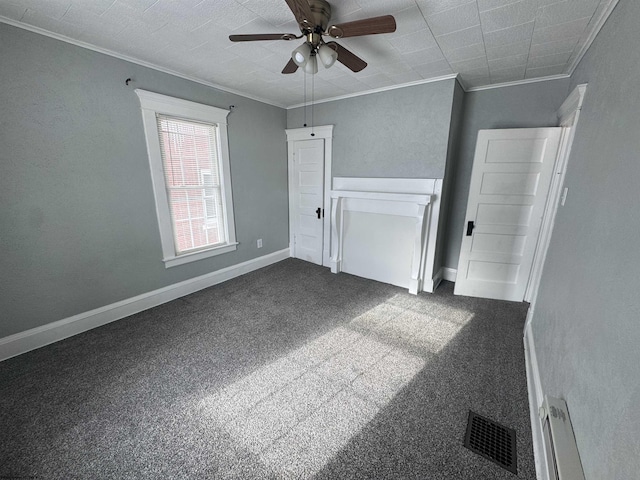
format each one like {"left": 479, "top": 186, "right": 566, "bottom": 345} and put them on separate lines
{"left": 0, "top": 0, "right": 616, "bottom": 107}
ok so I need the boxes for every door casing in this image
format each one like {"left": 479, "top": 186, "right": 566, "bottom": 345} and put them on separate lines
{"left": 525, "top": 84, "right": 588, "bottom": 304}
{"left": 524, "top": 84, "right": 587, "bottom": 335}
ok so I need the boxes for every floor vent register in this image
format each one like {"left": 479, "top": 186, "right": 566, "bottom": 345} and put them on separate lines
{"left": 464, "top": 410, "right": 517, "bottom": 474}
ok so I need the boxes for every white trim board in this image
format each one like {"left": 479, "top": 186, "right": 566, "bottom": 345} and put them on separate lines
{"left": 567, "top": 0, "right": 620, "bottom": 76}
{"left": 557, "top": 84, "right": 588, "bottom": 126}
{"left": 431, "top": 268, "right": 445, "bottom": 292}
{"left": 524, "top": 84, "right": 587, "bottom": 312}
{"left": 285, "top": 125, "right": 334, "bottom": 142}
{"left": 424, "top": 266, "right": 457, "bottom": 292}
{"left": 0, "top": 249, "right": 290, "bottom": 362}
{"left": 524, "top": 321, "right": 547, "bottom": 480}
{"left": 332, "top": 177, "right": 437, "bottom": 194}
{"left": 286, "top": 74, "right": 458, "bottom": 110}
{"left": 441, "top": 267, "right": 457, "bottom": 282}
{"left": 464, "top": 74, "right": 570, "bottom": 92}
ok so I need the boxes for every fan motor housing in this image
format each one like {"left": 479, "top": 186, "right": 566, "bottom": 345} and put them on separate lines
{"left": 309, "top": 0, "right": 332, "bottom": 32}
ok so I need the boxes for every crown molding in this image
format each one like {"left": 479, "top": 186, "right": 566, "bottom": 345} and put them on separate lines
{"left": 567, "top": 0, "right": 619, "bottom": 75}
{"left": 285, "top": 74, "right": 458, "bottom": 109}
{"left": 0, "top": 16, "right": 287, "bottom": 109}
{"left": 2, "top": 0, "right": 619, "bottom": 110}
{"left": 464, "top": 74, "right": 571, "bottom": 92}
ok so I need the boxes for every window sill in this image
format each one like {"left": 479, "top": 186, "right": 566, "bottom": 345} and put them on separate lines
{"left": 163, "top": 242, "right": 238, "bottom": 268}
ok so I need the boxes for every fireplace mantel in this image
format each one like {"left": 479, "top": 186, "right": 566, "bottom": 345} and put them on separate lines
{"left": 329, "top": 178, "right": 439, "bottom": 295}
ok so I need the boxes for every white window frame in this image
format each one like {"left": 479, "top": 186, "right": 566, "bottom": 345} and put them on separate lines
{"left": 200, "top": 169, "right": 219, "bottom": 229}
{"left": 135, "top": 89, "right": 237, "bottom": 268}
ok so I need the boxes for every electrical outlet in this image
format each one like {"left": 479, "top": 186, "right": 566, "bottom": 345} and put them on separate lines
{"left": 257, "top": 238, "right": 262, "bottom": 248}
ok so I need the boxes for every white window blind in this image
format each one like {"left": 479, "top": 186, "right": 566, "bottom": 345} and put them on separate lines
{"left": 156, "top": 115, "right": 226, "bottom": 255}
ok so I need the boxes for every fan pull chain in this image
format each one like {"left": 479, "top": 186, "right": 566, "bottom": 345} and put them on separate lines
{"left": 311, "top": 71, "right": 315, "bottom": 137}
{"left": 303, "top": 71, "right": 307, "bottom": 128}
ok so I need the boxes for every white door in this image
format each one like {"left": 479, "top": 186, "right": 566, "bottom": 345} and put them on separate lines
{"left": 454, "top": 128, "right": 562, "bottom": 301}
{"left": 292, "top": 139, "right": 324, "bottom": 265}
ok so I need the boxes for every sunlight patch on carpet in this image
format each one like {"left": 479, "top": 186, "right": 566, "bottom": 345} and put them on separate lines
{"left": 197, "top": 297, "right": 472, "bottom": 477}
{"left": 350, "top": 300, "right": 472, "bottom": 354}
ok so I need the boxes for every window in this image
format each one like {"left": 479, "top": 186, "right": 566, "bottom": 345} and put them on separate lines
{"left": 157, "top": 116, "right": 226, "bottom": 252}
{"left": 200, "top": 170, "right": 219, "bottom": 228}
{"left": 136, "top": 90, "right": 237, "bottom": 267}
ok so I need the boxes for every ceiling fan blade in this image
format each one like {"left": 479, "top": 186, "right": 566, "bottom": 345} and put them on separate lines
{"left": 327, "top": 15, "right": 396, "bottom": 38}
{"left": 284, "top": 0, "right": 316, "bottom": 29}
{"left": 229, "top": 33, "right": 299, "bottom": 42}
{"left": 326, "top": 42, "right": 367, "bottom": 72}
{"left": 282, "top": 58, "right": 299, "bottom": 74}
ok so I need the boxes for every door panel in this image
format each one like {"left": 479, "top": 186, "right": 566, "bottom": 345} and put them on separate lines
{"left": 476, "top": 204, "right": 533, "bottom": 227}
{"left": 292, "top": 139, "right": 324, "bottom": 265}
{"left": 472, "top": 233, "right": 526, "bottom": 256}
{"left": 454, "top": 128, "right": 562, "bottom": 301}
{"left": 485, "top": 138, "right": 547, "bottom": 163}
{"left": 480, "top": 172, "right": 541, "bottom": 195}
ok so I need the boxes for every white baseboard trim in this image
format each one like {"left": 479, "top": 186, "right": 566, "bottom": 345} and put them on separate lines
{"left": 0, "top": 248, "right": 290, "bottom": 362}
{"left": 524, "top": 321, "right": 547, "bottom": 480}
{"left": 428, "top": 268, "right": 444, "bottom": 293}
{"left": 524, "top": 304, "right": 536, "bottom": 333}
{"left": 442, "top": 267, "right": 457, "bottom": 282}
{"left": 424, "top": 267, "right": 457, "bottom": 293}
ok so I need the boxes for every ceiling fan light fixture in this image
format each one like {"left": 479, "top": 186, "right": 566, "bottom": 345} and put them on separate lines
{"left": 292, "top": 43, "right": 312, "bottom": 67}
{"left": 303, "top": 54, "right": 318, "bottom": 74}
{"left": 318, "top": 44, "right": 338, "bottom": 68}
{"left": 230, "top": 1, "right": 397, "bottom": 75}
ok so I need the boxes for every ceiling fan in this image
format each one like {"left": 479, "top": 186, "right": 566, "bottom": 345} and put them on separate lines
{"left": 229, "top": 0, "right": 397, "bottom": 74}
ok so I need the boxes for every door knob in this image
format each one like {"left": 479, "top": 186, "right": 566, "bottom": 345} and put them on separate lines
{"left": 316, "top": 207, "right": 322, "bottom": 219}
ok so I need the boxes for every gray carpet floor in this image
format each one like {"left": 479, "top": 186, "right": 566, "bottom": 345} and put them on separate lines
{"left": 0, "top": 258, "right": 535, "bottom": 479}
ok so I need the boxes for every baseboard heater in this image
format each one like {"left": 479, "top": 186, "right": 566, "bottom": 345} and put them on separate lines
{"left": 539, "top": 396, "right": 585, "bottom": 480}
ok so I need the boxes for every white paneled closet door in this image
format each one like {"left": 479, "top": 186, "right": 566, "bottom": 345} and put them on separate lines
{"left": 455, "top": 128, "right": 562, "bottom": 301}
{"left": 292, "top": 138, "right": 325, "bottom": 265}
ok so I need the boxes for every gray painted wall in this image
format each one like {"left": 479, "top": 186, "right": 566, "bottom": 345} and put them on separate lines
{"left": 0, "top": 24, "right": 288, "bottom": 339}
{"left": 287, "top": 79, "right": 456, "bottom": 179}
{"left": 531, "top": 1, "right": 640, "bottom": 478}
{"left": 443, "top": 78, "right": 570, "bottom": 269}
